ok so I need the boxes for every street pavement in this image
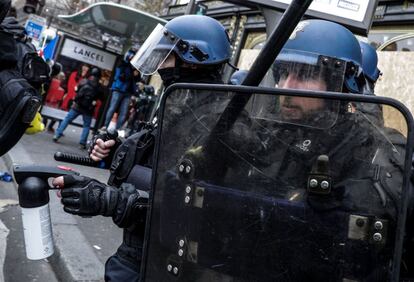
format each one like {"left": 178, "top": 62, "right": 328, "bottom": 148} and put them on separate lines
{"left": 0, "top": 125, "right": 123, "bottom": 281}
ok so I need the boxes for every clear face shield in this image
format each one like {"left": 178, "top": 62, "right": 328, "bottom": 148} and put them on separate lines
{"left": 250, "top": 50, "right": 347, "bottom": 129}
{"left": 130, "top": 24, "right": 182, "bottom": 75}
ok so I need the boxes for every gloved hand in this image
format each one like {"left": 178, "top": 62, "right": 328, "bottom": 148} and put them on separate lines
{"left": 53, "top": 175, "right": 149, "bottom": 228}
{"left": 53, "top": 175, "right": 119, "bottom": 216}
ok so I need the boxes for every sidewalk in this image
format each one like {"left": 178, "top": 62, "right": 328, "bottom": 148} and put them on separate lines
{"left": 0, "top": 126, "right": 123, "bottom": 281}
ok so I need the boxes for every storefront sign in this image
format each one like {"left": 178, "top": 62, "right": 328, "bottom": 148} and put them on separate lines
{"left": 230, "top": 0, "right": 378, "bottom": 34}
{"left": 60, "top": 38, "right": 117, "bottom": 70}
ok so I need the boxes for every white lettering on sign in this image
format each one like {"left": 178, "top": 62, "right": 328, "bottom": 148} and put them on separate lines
{"left": 60, "top": 38, "right": 116, "bottom": 71}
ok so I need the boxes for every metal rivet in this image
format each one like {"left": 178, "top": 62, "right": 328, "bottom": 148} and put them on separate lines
{"left": 356, "top": 218, "right": 365, "bottom": 227}
{"left": 374, "top": 221, "right": 383, "bottom": 230}
{"left": 173, "top": 267, "right": 179, "bottom": 275}
{"left": 179, "top": 239, "right": 185, "bottom": 247}
{"left": 321, "top": 181, "right": 330, "bottom": 189}
{"left": 178, "top": 249, "right": 184, "bottom": 257}
{"left": 185, "top": 186, "right": 192, "bottom": 194}
{"left": 185, "top": 166, "right": 191, "bottom": 174}
{"left": 373, "top": 233, "right": 382, "bottom": 242}
{"left": 179, "top": 164, "right": 185, "bottom": 172}
{"left": 335, "top": 61, "right": 342, "bottom": 67}
{"left": 167, "top": 264, "right": 172, "bottom": 272}
{"left": 185, "top": 196, "right": 191, "bottom": 203}
{"left": 386, "top": 172, "right": 392, "bottom": 178}
{"left": 322, "top": 57, "right": 329, "bottom": 65}
{"left": 309, "top": 179, "right": 318, "bottom": 188}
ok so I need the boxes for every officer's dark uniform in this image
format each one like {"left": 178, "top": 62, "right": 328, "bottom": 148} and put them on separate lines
{"left": 0, "top": 10, "right": 47, "bottom": 156}
{"left": 103, "top": 15, "right": 232, "bottom": 281}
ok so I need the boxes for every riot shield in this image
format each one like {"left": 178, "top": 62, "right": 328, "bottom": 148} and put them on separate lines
{"left": 142, "top": 84, "right": 414, "bottom": 282}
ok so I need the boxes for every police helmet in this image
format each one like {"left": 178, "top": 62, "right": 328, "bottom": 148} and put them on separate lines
{"left": 230, "top": 70, "right": 248, "bottom": 85}
{"left": 131, "top": 15, "right": 231, "bottom": 75}
{"left": 359, "top": 41, "right": 381, "bottom": 83}
{"left": 272, "top": 20, "right": 364, "bottom": 94}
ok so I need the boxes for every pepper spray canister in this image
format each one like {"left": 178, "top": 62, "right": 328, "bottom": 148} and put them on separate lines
{"left": 18, "top": 177, "right": 54, "bottom": 260}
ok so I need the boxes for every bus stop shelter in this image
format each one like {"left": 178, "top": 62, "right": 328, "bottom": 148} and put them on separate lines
{"left": 42, "top": 2, "right": 167, "bottom": 130}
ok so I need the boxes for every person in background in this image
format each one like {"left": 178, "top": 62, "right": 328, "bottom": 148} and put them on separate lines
{"left": 61, "top": 64, "right": 90, "bottom": 111}
{"left": 44, "top": 71, "right": 66, "bottom": 132}
{"left": 101, "top": 49, "right": 138, "bottom": 131}
{"left": 53, "top": 68, "right": 103, "bottom": 149}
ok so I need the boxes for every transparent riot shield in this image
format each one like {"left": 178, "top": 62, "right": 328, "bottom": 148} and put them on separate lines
{"left": 142, "top": 84, "right": 414, "bottom": 282}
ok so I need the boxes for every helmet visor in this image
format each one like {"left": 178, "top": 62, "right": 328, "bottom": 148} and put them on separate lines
{"left": 131, "top": 24, "right": 180, "bottom": 75}
{"left": 251, "top": 50, "right": 350, "bottom": 128}
{"left": 273, "top": 49, "right": 346, "bottom": 93}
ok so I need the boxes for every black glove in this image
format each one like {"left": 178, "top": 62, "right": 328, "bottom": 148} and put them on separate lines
{"left": 61, "top": 175, "right": 119, "bottom": 216}
{"left": 61, "top": 175, "right": 149, "bottom": 227}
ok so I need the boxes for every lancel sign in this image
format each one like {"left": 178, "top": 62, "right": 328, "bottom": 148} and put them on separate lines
{"left": 60, "top": 38, "right": 116, "bottom": 71}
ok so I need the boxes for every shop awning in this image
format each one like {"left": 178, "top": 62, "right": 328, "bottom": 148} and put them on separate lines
{"left": 58, "top": 2, "right": 167, "bottom": 42}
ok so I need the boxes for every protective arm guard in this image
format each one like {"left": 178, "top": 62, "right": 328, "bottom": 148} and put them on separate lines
{"left": 112, "top": 183, "right": 149, "bottom": 228}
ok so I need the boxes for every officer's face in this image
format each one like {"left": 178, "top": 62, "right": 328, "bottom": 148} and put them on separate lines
{"left": 159, "top": 53, "right": 176, "bottom": 70}
{"left": 278, "top": 74, "right": 327, "bottom": 121}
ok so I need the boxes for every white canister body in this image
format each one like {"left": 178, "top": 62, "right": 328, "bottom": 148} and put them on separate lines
{"left": 21, "top": 204, "right": 54, "bottom": 260}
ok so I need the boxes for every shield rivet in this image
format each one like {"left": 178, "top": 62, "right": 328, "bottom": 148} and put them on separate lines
{"left": 178, "top": 249, "right": 184, "bottom": 257}
{"left": 185, "top": 186, "right": 192, "bottom": 194}
{"left": 179, "top": 164, "right": 185, "bottom": 172}
{"left": 309, "top": 179, "right": 318, "bottom": 188}
{"left": 320, "top": 181, "right": 329, "bottom": 189}
{"left": 185, "top": 196, "right": 191, "bottom": 204}
{"left": 185, "top": 166, "right": 191, "bottom": 174}
{"left": 167, "top": 264, "right": 172, "bottom": 272}
{"left": 173, "top": 267, "right": 179, "bottom": 275}
{"left": 373, "top": 233, "right": 382, "bottom": 242}
{"left": 179, "top": 239, "right": 185, "bottom": 247}
{"left": 356, "top": 218, "right": 365, "bottom": 227}
{"left": 374, "top": 221, "right": 383, "bottom": 230}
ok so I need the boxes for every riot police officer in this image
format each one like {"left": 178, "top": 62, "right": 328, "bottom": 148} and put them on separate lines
{"left": 144, "top": 19, "right": 411, "bottom": 281}
{"left": 52, "top": 15, "right": 231, "bottom": 281}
